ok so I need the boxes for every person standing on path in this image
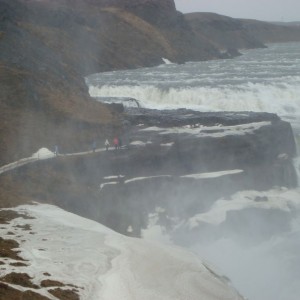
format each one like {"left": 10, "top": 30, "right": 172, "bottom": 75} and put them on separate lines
{"left": 105, "top": 139, "right": 110, "bottom": 151}
{"left": 118, "top": 137, "right": 122, "bottom": 149}
{"left": 54, "top": 145, "right": 59, "bottom": 156}
{"left": 92, "top": 140, "right": 97, "bottom": 153}
{"left": 113, "top": 137, "right": 119, "bottom": 150}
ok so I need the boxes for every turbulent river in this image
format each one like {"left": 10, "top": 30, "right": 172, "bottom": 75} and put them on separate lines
{"left": 87, "top": 43, "right": 300, "bottom": 300}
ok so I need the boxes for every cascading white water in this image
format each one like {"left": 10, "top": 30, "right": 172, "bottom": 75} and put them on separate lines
{"left": 88, "top": 81, "right": 300, "bottom": 114}
{"left": 88, "top": 42, "right": 300, "bottom": 185}
{"left": 87, "top": 43, "right": 300, "bottom": 121}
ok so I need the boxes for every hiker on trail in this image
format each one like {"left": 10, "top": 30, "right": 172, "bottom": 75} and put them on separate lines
{"left": 113, "top": 137, "right": 119, "bottom": 150}
{"left": 118, "top": 137, "right": 122, "bottom": 149}
{"left": 92, "top": 140, "right": 97, "bottom": 153}
{"left": 54, "top": 145, "right": 59, "bottom": 156}
{"left": 105, "top": 139, "right": 110, "bottom": 151}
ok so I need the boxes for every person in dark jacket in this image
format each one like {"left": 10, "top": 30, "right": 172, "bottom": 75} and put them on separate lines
{"left": 92, "top": 140, "right": 97, "bottom": 153}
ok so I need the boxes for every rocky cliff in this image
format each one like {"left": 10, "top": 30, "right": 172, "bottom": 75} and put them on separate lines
{"left": 0, "top": 0, "right": 224, "bottom": 164}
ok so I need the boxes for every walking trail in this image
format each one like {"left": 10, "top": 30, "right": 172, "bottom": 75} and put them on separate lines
{"left": 0, "top": 146, "right": 119, "bottom": 176}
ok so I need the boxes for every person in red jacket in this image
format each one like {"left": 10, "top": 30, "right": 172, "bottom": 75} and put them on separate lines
{"left": 113, "top": 137, "right": 119, "bottom": 150}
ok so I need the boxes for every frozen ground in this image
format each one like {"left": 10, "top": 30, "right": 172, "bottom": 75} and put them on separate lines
{"left": 0, "top": 203, "right": 245, "bottom": 300}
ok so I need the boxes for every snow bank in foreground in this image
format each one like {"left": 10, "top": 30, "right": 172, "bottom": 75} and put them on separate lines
{"left": 0, "top": 204, "right": 244, "bottom": 300}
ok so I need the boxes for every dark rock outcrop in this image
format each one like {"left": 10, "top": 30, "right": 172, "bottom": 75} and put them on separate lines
{"left": 1, "top": 110, "right": 297, "bottom": 237}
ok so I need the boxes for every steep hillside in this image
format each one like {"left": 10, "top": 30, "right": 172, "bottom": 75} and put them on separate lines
{"left": 0, "top": 0, "right": 223, "bottom": 164}
{"left": 185, "top": 12, "right": 266, "bottom": 50}
{"left": 239, "top": 19, "right": 300, "bottom": 43}
{"left": 185, "top": 12, "right": 300, "bottom": 50}
{"left": 1, "top": 0, "right": 299, "bottom": 164}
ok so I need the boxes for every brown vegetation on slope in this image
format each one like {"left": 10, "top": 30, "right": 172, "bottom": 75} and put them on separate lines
{"left": 0, "top": 208, "right": 81, "bottom": 299}
{"left": 0, "top": 28, "right": 115, "bottom": 164}
{"left": 0, "top": 0, "right": 221, "bottom": 164}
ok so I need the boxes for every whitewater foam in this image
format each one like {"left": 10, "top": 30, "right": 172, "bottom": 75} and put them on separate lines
{"left": 89, "top": 81, "right": 300, "bottom": 117}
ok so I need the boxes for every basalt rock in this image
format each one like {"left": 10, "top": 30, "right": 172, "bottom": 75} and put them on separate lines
{"left": 2, "top": 110, "right": 297, "bottom": 237}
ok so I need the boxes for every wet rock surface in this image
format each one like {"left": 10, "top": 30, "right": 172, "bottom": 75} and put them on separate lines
{"left": 125, "top": 107, "right": 280, "bottom": 127}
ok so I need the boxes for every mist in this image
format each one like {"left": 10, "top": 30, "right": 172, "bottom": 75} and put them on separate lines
{"left": 178, "top": 189, "right": 300, "bottom": 300}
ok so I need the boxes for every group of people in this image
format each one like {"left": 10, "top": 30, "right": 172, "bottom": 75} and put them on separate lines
{"left": 105, "top": 137, "right": 122, "bottom": 150}
{"left": 53, "top": 137, "right": 123, "bottom": 156}
{"left": 92, "top": 136, "right": 123, "bottom": 152}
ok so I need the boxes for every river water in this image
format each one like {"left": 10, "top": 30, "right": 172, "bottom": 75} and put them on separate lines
{"left": 87, "top": 43, "right": 300, "bottom": 300}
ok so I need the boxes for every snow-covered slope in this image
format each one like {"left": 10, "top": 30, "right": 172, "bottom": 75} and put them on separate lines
{"left": 0, "top": 204, "right": 244, "bottom": 300}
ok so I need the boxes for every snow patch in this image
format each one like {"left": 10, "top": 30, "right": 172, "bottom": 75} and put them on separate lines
{"left": 32, "top": 148, "right": 55, "bottom": 160}
{"left": 141, "top": 122, "right": 271, "bottom": 138}
{"left": 130, "top": 140, "right": 147, "bottom": 146}
{"left": 0, "top": 204, "right": 245, "bottom": 300}
{"left": 162, "top": 58, "right": 173, "bottom": 65}
{"left": 181, "top": 169, "right": 244, "bottom": 179}
{"left": 160, "top": 142, "right": 174, "bottom": 147}
{"left": 100, "top": 182, "right": 118, "bottom": 190}
{"left": 125, "top": 175, "right": 172, "bottom": 184}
